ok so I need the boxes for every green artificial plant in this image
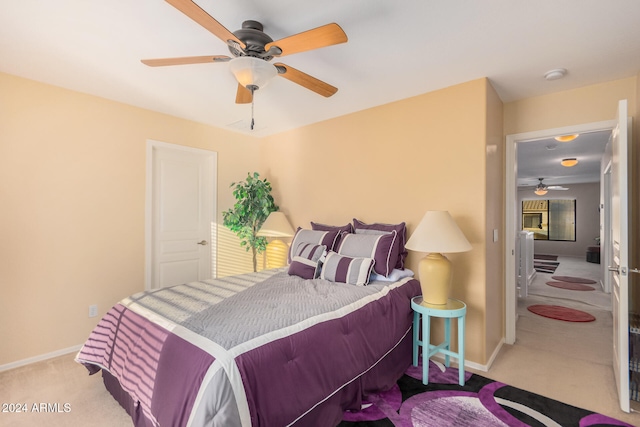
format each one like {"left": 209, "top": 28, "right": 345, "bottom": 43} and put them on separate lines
{"left": 222, "top": 172, "right": 278, "bottom": 272}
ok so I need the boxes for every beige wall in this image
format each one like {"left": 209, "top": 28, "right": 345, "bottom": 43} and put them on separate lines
{"left": 504, "top": 77, "right": 637, "bottom": 135}
{"left": 484, "top": 80, "right": 505, "bottom": 362}
{"left": 0, "top": 72, "right": 261, "bottom": 365}
{"left": 261, "top": 78, "right": 503, "bottom": 365}
{"left": 3, "top": 69, "right": 639, "bottom": 369}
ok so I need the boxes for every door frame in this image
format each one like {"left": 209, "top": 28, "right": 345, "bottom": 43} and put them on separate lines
{"left": 504, "top": 119, "right": 616, "bottom": 344}
{"left": 145, "top": 139, "right": 217, "bottom": 290}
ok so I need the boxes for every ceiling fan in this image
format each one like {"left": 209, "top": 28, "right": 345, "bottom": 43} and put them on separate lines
{"left": 141, "top": 0, "right": 348, "bottom": 106}
{"left": 534, "top": 178, "right": 568, "bottom": 195}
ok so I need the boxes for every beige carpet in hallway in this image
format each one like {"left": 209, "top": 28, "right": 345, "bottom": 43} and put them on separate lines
{"left": 475, "top": 255, "right": 640, "bottom": 426}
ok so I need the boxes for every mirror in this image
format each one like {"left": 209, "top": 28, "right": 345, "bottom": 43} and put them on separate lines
{"left": 522, "top": 199, "right": 576, "bottom": 241}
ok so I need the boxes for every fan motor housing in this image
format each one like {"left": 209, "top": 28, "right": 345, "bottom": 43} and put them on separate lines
{"left": 230, "top": 20, "right": 274, "bottom": 60}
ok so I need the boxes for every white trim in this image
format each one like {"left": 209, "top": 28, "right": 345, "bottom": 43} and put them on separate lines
{"left": 430, "top": 338, "right": 504, "bottom": 372}
{"left": 0, "top": 345, "right": 82, "bottom": 372}
{"left": 504, "top": 120, "right": 616, "bottom": 344}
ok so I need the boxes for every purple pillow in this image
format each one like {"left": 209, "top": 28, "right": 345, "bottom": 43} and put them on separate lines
{"left": 320, "top": 251, "right": 374, "bottom": 286}
{"left": 288, "top": 228, "right": 340, "bottom": 264}
{"left": 353, "top": 219, "right": 407, "bottom": 269}
{"left": 336, "top": 230, "right": 397, "bottom": 277}
{"left": 310, "top": 222, "right": 354, "bottom": 234}
{"left": 311, "top": 222, "right": 353, "bottom": 250}
{"left": 288, "top": 243, "right": 327, "bottom": 280}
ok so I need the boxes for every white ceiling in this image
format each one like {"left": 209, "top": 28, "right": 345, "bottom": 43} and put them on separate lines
{"left": 517, "top": 130, "right": 610, "bottom": 188}
{"left": 2, "top": 0, "right": 640, "bottom": 141}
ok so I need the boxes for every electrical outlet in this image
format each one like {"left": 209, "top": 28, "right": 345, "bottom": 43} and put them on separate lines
{"left": 89, "top": 304, "right": 98, "bottom": 318}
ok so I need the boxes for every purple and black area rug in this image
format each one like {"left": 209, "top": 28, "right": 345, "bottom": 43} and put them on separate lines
{"left": 338, "top": 360, "right": 633, "bottom": 427}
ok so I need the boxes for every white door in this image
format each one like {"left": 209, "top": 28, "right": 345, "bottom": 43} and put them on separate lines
{"left": 610, "top": 99, "right": 631, "bottom": 412}
{"left": 147, "top": 141, "right": 216, "bottom": 289}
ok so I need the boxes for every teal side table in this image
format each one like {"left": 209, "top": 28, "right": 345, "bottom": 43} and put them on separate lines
{"left": 411, "top": 296, "right": 467, "bottom": 386}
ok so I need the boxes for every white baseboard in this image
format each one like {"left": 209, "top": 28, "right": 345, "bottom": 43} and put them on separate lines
{"left": 482, "top": 338, "right": 505, "bottom": 371}
{"left": 0, "top": 345, "right": 82, "bottom": 372}
{"left": 430, "top": 337, "right": 505, "bottom": 373}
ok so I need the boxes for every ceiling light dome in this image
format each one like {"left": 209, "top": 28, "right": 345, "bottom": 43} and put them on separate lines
{"left": 554, "top": 134, "right": 579, "bottom": 142}
{"left": 544, "top": 68, "right": 567, "bottom": 81}
{"left": 561, "top": 158, "right": 578, "bottom": 167}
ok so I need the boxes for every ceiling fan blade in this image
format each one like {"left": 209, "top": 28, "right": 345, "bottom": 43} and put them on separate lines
{"left": 266, "top": 23, "right": 347, "bottom": 57}
{"left": 141, "top": 55, "right": 231, "bottom": 67}
{"left": 274, "top": 63, "right": 338, "bottom": 97}
{"left": 165, "top": 0, "right": 245, "bottom": 49}
{"left": 235, "top": 84, "right": 253, "bottom": 104}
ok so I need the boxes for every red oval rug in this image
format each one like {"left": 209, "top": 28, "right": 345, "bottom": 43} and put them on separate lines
{"left": 551, "top": 275, "right": 597, "bottom": 284}
{"left": 546, "top": 281, "right": 595, "bottom": 291}
{"left": 527, "top": 304, "right": 596, "bottom": 322}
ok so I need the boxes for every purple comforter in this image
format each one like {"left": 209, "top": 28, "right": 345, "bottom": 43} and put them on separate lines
{"left": 76, "top": 269, "right": 420, "bottom": 427}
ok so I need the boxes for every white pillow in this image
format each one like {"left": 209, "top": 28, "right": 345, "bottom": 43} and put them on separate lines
{"left": 369, "top": 268, "right": 414, "bottom": 282}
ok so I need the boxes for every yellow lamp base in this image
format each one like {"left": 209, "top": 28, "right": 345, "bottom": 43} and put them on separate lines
{"left": 417, "top": 253, "right": 452, "bottom": 305}
{"left": 265, "top": 239, "right": 288, "bottom": 269}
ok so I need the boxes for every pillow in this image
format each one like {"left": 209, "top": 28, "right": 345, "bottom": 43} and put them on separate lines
{"left": 369, "top": 268, "right": 415, "bottom": 282}
{"left": 311, "top": 222, "right": 353, "bottom": 250}
{"left": 353, "top": 219, "right": 407, "bottom": 269}
{"left": 288, "top": 243, "right": 327, "bottom": 280}
{"left": 310, "top": 221, "right": 354, "bottom": 234}
{"left": 288, "top": 228, "right": 340, "bottom": 264}
{"left": 336, "top": 230, "right": 397, "bottom": 277}
{"left": 320, "top": 251, "right": 374, "bottom": 286}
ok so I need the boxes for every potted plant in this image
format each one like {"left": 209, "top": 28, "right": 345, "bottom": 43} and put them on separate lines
{"left": 223, "top": 172, "right": 278, "bottom": 272}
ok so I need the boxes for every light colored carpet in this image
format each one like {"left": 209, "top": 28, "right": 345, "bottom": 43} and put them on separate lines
{"left": 1, "top": 255, "right": 639, "bottom": 426}
{"left": 527, "top": 255, "right": 611, "bottom": 309}
{"left": 478, "top": 255, "right": 640, "bottom": 425}
{"left": 0, "top": 353, "right": 132, "bottom": 426}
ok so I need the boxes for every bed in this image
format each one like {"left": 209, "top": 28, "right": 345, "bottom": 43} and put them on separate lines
{"left": 76, "top": 222, "right": 420, "bottom": 427}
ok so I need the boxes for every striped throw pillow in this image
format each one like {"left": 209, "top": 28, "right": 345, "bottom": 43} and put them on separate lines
{"left": 288, "top": 243, "right": 327, "bottom": 279}
{"left": 288, "top": 228, "right": 340, "bottom": 264}
{"left": 336, "top": 230, "right": 397, "bottom": 277}
{"left": 320, "top": 251, "right": 375, "bottom": 286}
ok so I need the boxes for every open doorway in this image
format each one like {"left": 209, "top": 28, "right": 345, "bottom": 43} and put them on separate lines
{"left": 504, "top": 120, "right": 616, "bottom": 344}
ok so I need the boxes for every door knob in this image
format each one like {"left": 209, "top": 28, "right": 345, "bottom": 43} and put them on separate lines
{"left": 197, "top": 240, "right": 208, "bottom": 246}
{"left": 608, "top": 266, "right": 619, "bottom": 273}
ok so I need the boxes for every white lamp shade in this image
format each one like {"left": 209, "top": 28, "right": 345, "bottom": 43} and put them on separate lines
{"left": 257, "top": 212, "right": 295, "bottom": 237}
{"left": 405, "top": 211, "right": 472, "bottom": 254}
{"left": 229, "top": 56, "right": 277, "bottom": 89}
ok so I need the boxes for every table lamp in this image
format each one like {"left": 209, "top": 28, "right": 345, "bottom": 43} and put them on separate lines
{"left": 405, "top": 211, "right": 472, "bottom": 305}
{"left": 257, "top": 212, "right": 295, "bottom": 268}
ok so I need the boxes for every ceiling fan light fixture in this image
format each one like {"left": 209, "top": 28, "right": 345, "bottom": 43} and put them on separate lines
{"left": 554, "top": 134, "right": 579, "bottom": 142}
{"left": 534, "top": 178, "right": 548, "bottom": 195}
{"left": 229, "top": 56, "right": 277, "bottom": 90}
{"left": 561, "top": 158, "right": 578, "bottom": 167}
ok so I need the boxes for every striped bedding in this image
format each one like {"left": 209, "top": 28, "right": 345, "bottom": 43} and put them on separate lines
{"left": 76, "top": 268, "right": 420, "bottom": 427}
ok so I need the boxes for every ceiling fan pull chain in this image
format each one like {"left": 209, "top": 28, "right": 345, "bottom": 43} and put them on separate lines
{"left": 250, "top": 87, "right": 255, "bottom": 130}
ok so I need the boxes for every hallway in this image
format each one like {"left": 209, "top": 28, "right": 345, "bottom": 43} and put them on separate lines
{"left": 479, "top": 255, "right": 640, "bottom": 425}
